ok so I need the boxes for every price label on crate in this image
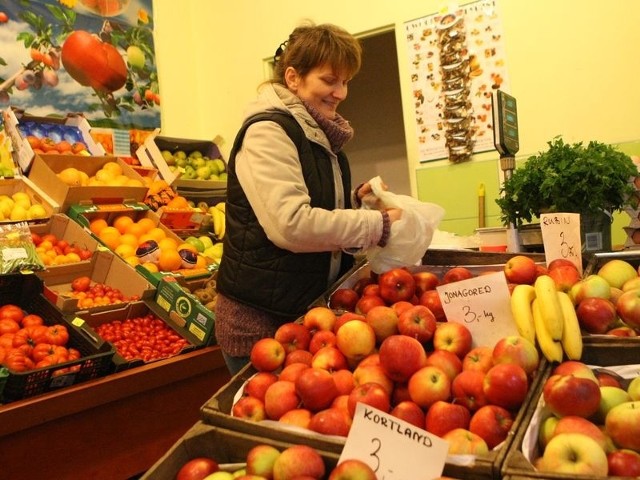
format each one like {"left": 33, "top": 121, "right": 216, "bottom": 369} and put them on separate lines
{"left": 436, "top": 271, "right": 518, "bottom": 347}
{"left": 340, "top": 403, "right": 448, "bottom": 479}
{"left": 540, "top": 212, "right": 583, "bottom": 273}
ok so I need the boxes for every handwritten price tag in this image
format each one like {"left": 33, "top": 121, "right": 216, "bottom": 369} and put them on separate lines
{"left": 436, "top": 271, "right": 518, "bottom": 347}
{"left": 540, "top": 213, "right": 583, "bottom": 273}
{"left": 340, "top": 403, "right": 448, "bottom": 479}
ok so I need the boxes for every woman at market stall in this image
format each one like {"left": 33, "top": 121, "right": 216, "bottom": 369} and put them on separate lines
{"left": 214, "top": 22, "right": 403, "bottom": 375}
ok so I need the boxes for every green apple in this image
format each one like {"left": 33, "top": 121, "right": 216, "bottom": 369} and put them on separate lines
{"left": 597, "top": 259, "right": 638, "bottom": 289}
{"left": 231, "top": 469, "right": 246, "bottom": 478}
{"left": 196, "top": 166, "right": 212, "bottom": 180}
{"left": 204, "top": 243, "right": 223, "bottom": 260}
{"left": 218, "top": 172, "right": 228, "bottom": 182}
{"left": 185, "top": 236, "right": 205, "bottom": 252}
{"left": 188, "top": 150, "right": 203, "bottom": 159}
{"left": 175, "top": 157, "right": 187, "bottom": 168}
{"left": 592, "top": 385, "right": 631, "bottom": 424}
{"left": 203, "top": 472, "right": 234, "bottom": 480}
{"left": 205, "top": 159, "right": 220, "bottom": 175}
{"left": 212, "top": 158, "right": 226, "bottom": 174}
{"left": 198, "top": 235, "right": 214, "bottom": 249}
{"left": 538, "top": 415, "right": 558, "bottom": 450}
{"left": 628, "top": 376, "right": 640, "bottom": 401}
{"left": 569, "top": 274, "right": 611, "bottom": 304}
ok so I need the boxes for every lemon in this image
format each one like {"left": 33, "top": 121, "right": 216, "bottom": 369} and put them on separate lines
{"left": 9, "top": 204, "right": 28, "bottom": 221}
{"left": 58, "top": 167, "right": 83, "bottom": 186}
{"left": 27, "top": 204, "right": 47, "bottom": 220}
{"left": 102, "top": 161, "right": 123, "bottom": 176}
{"left": 94, "top": 169, "right": 115, "bottom": 183}
{"left": 0, "top": 198, "right": 14, "bottom": 217}
{"left": 11, "top": 192, "right": 31, "bottom": 210}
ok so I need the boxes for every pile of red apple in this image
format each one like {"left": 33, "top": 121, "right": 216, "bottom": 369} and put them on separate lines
{"left": 531, "top": 359, "right": 640, "bottom": 477}
{"left": 232, "top": 266, "right": 543, "bottom": 457}
{"left": 176, "top": 443, "right": 377, "bottom": 480}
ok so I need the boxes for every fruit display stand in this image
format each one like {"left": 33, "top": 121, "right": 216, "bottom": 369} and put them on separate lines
{"left": 501, "top": 344, "right": 640, "bottom": 480}
{"left": 0, "top": 345, "right": 231, "bottom": 480}
{"left": 141, "top": 420, "right": 341, "bottom": 480}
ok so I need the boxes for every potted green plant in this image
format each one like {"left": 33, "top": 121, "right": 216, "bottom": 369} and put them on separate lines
{"left": 496, "top": 137, "right": 638, "bottom": 251}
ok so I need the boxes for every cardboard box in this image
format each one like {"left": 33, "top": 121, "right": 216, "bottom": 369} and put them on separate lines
{"left": 0, "top": 273, "right": 114, "bottom": 403}
{"left": 154, "top": 274, "right": 216, "bottom": 345}
{"left": 136, "top": 130, "right": 227, "bottom": 191}
{"left": 30, "top": 213, "right": 99, "bottom": 274}
{"left": 0, "top": 176, "right": 59, "bottom": 224}
{"left": 27, "top": 154, "right": 149, "bottom": 212}
{"left": 65, "top": 299, "right": 202, "bottom": 372}
{"left": 66, "top": 203, "right": 215, "bottom": 286}
{"left": 37, "top": 249, "right": 155, "bottom": 313}
{"left": 156, "top": 205, "right": 210, "bottom": 237}
{"left": 141, "top": 421, "right": 340, "bottom": 480}
{"left": 1, "top": 107, "right": 105, "bottom": 173}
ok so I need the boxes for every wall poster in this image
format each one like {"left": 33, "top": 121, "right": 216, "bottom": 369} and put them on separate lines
{"left": 0, "top": 0, "right": 160, "bottom": 130}
{"left": 404, "top": 0, "right": 510, "bottom": 163}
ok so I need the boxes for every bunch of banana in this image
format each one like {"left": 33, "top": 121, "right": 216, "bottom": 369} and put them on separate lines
{"left": 510, "top": 274, "right": 582, "bottom": 362}
{"left": 208, "top": 201, "right": 226, "bottom": 240}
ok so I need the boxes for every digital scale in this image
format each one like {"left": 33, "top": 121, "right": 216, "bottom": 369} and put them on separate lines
{"left": 491, "top": 90, "right": 521, "bottom": 251}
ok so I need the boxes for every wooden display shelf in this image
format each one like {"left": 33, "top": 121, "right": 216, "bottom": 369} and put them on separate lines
{"left": 0, "top": 346, "right": 231, "bottom": 480}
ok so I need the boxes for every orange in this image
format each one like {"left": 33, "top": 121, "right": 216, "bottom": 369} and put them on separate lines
{"left": 166, "top": 196, "right": 190, "bottom": 209}
{"left": 125, "top": 222, "right": 145, "bottom": 239}
{"left": 89, "top": 218, "right": 109, "bottom": 235}
{"left": 124, "top": 256, "right": 141, "bottom": 267}
{"left": 136, "top": 217, "right": 156, "bottom": 233}
{"left": 157, "top": 249, "right": 183, "bottom": 272}
{"left": 140, "top": 262, "right": 159, "bottom": 273}
{"left": 158, "top": 237, "right": 179, "bottom": 251}
{"left": 119, "top": 233, "right": 139, "bottom": 248}
{"left": 195, "top": 255, "right": 207, "bottom": 269}
{"left": 146, "top": 227, "right": 167, "bottom": 243}
{"left": 98, "top": 226, "right": 121, "bottom": 250}
{"left": 114, "top": 244, "right": 136, "bottom": 258}
{"left": 113, "top": 215, "right": 134, "bottom": 234}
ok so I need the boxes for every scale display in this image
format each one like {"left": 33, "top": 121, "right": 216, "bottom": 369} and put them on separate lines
{"left": 492, "top": 90, "right": 519, "bottom": 156}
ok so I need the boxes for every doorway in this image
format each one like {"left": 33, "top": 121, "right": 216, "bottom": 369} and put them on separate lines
{"left": 340, "top": 28, "right": 410, "bottom": 195}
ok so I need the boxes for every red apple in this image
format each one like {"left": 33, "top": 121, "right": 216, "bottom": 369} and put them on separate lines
{"left": 543, "top": 374, "right": 602, "bottom": 418}
{"left": 391, "top": 300, "right": 415, "bottom": 316}
{"left": 469, "top": 404, "right": 514, "bottom": 449}
{"left": 607, "top": 449, "right": 640, "bottom": 477}
{"left": 309, "top": 330, "right": 337, "bottom": 354}
{"left": 462, "top": 346, "right": 494, "bottom": 374}
{"left": 548, "top": 258, "right": 578, "bottom": 271}
{"left": 616, "top": 288, "right": 640, "bottom": 330}
{"left": 483, "top": 363, "right": 529, "bottom": 410}
{"left": 364, "top": 305, "right": 399, "bottom": 343}
{"left": 308, "top": 406, "right": 353, "bottom": 436}
{"left": 329, "top": 288, "right": 360, "bottom": 312}
{"left": 378, "top": 334, "right": 427, "bottom": 382}
{"left": 332, "top": 368, "right": 355, "bottom": 395}
{"left": 443, "top": 267, "right": 474, "bottom": 284}
{"left": 176, "top": 457, "right": 219, "bottom": 480}
{"left": 264, "top": 380, "right": 301, "bottom": 420}
{"left": 596, "top": 371, "right": 623, "bottom": 388}
{"left": 548, "top": 264, "right": 582, "bottom": 293}
{"left": 622, "top": 276, "right": 640, "bottom": 292}
{"left": 407, "top": 365, "right": 451, "bottom": 409}
{"left": 328, "top": 459, "right": 377, "bottom": 479}
{"left": 250, "top": 337, "right": 286, "bottom": 372}
{"left": 491, "top": 335, "right": 540, "bottom": 376}
{"left": 418, "top": 290, "right": 446, "bottom": 321}
{"left": 353, "top": 276, "right": 375, "bottom": 296}
{"left": 362, "top": 283, "right": 381, "bottom": 297}
{"left": 605, "top": 400, "right": 640, "bottom": 452}
{"left": 451, "top": 369, "right": 488, "bottom": 411}
{"left": 432, "top": 321, "right": 473, "bottom": 359}
{"left": 332, "top": 394, "right": 351, "bottom": 418}
{"left": 352, "top": 363, "right": 394, "bottom": 395}
{"left": 425, "top": 349, "right": 462, "bottom": 382}
{"left": 442, "top": 428, "right": 489, "bottom": 455}
{"left": 284, "top": 349, "right": 313, "bottom": 367}
{"left": 538, "top": 433, "right": 608, "bottom": 475}
{"left": 334, "top": 311, "right": 366, "bottom": 333}
{"left": 272, "top": 445, "right": 325, "bottom": 480}
{"left": 397, "top": 305, "right": 437, "bottom": 343}
{"left": 295, "top": 367, "right": 339, "bottom": 412}
{"left": 279, "top": 408, "right": 313, "bottom": 429}
{"left": 311, "top": 346, "right": 348, "bottom": 372}
{"left": 246, "top": 444, "right": 281, "bottom": 478}
{"left": 391, "top": 381, "right": 411, "bottom": 405}
{"left": 390, "top": 400, "right": 426, "bottom": 429}
{"left": 576, "top": 297, "right": 617, "bottom": 334}
{"left": 355, "top": 294, "right": 386, "bottom": 315}
{"left": 303, "top": 306, "right": 337, "bottom": 332}
{"left": 244, "top": 371, "right": 279, "bottom": 401}
{"left": 552, "top": 360, "right": 599, "bottom": 383}
{"left": 504, "top": 255, "right": 537, "bottom": 285}
{"left": 425, "top": 400, "right": 471, "bottom": 437}
{"left": 570, "top": 274, "right": 612, "bottom": 305}
{"left": 274, "top": 322, "right": 312, "bottom": 354}
{"left": 335, "top": 320, "right": 376, "bottom": 366}
{"left": 347, "top": 382, "right": 391, "bottom": 417}
{"left": 606, "top": 325, "right": 638, "bottom": 337}
{"left": 552, "top": 415, "right": 609, "bottom": 451}
{"left": 232, "top": 396, "right": 266, "bottom": 421}
{"left": 378, "top": 267, "right": 416, "bottom": 304}
{"left": 412, "top": 271, "right": 440, "bottom": 296}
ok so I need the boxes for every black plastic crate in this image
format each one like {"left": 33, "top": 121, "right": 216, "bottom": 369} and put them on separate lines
{"left": 0, "top": 273, "right": 115, "bottom": 402}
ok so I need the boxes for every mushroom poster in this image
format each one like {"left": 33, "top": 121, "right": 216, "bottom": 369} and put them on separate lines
{"left": 0, "top": 0, "right": 160, "bottom": 131}
{"left": 404, "top": 0, "right": 510, "bottom": 163}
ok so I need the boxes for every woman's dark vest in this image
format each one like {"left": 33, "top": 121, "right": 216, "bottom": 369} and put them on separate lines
{"left": 216, "top": 111, "right": 355, "bottom": 320}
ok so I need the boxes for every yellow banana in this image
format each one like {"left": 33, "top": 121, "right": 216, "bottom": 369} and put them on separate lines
{"left": 532, "top": 298, "right": 564, "bottom": 363}
{"left": 209, "top": 206, "right": 222, "bottom": 238}
{"left": 557, "top": 291, "right": 583, "bottom": 360}
{"left": 510, "top": 284, "right": 537, "bottom": 344}
{"left": 215, "top": 201, "right": 226, "bottom": 213}
{"left": 217, "top": 211, "right": 226, "bottom": 240}
{"left": 534, "top": 274, "right": 564, "bottom": 341}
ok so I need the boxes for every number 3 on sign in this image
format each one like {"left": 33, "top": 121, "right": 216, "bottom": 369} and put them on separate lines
{"left": 339, "top": 404, "right": 449, "bottom": 479}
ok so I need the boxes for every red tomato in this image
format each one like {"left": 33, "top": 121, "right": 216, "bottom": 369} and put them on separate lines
{"left": 30, "top": 232, "right": 43, "bottom": 246}
{"left": 3, "top": 351, "right": 35, "bottom": 372}
{"left": 0, "top": 332, "right": 13, "bottom": 349}
{"left": 45, "top": 324, "right": 69, "bottom": 346}
{"left": 32, "top": 343, "right": 56, "bottom": 362}
{"left": 21, "top": 314, "right": 44, "bottom": 328}
{"left": 67, "top": 348, "right": 81, "bottom": 361}
{"left": 13, "top": 325, "right": 49, "bottom": 354}
{"left": 0, "top": 318, "right": 20, "bottom": 335}
{"left": 0, "top": 304, "right": 25, "bottom": 324}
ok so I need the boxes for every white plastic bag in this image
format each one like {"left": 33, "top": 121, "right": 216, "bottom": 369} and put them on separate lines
{"left": 362, "top": 176, "right": 445, "bottom": 273}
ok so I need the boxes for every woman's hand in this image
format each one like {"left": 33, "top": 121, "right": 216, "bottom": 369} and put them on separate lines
{"left": 357, "top": 180, "right": 388, "bottom": 210}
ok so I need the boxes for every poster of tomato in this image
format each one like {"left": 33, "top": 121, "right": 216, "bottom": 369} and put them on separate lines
{"left": 0, "top": 0, "right": 160, "bottom": 130}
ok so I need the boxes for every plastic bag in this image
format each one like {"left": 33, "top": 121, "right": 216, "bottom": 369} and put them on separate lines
{"left": 0, "top": 221, "right": 45, "bottom": 274}
{"left": 361, "top": 176, "right": 445, "bottom": 273}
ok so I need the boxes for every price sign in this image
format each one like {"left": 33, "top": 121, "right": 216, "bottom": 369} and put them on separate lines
{"left": 436, "top": 271, "right": 518, "bottom": 346}
{"left": 340, "top": 403, "right": 448, "bottom": 479}
{"left": 540, "top": 213, "right": 583, "bottom": 273}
